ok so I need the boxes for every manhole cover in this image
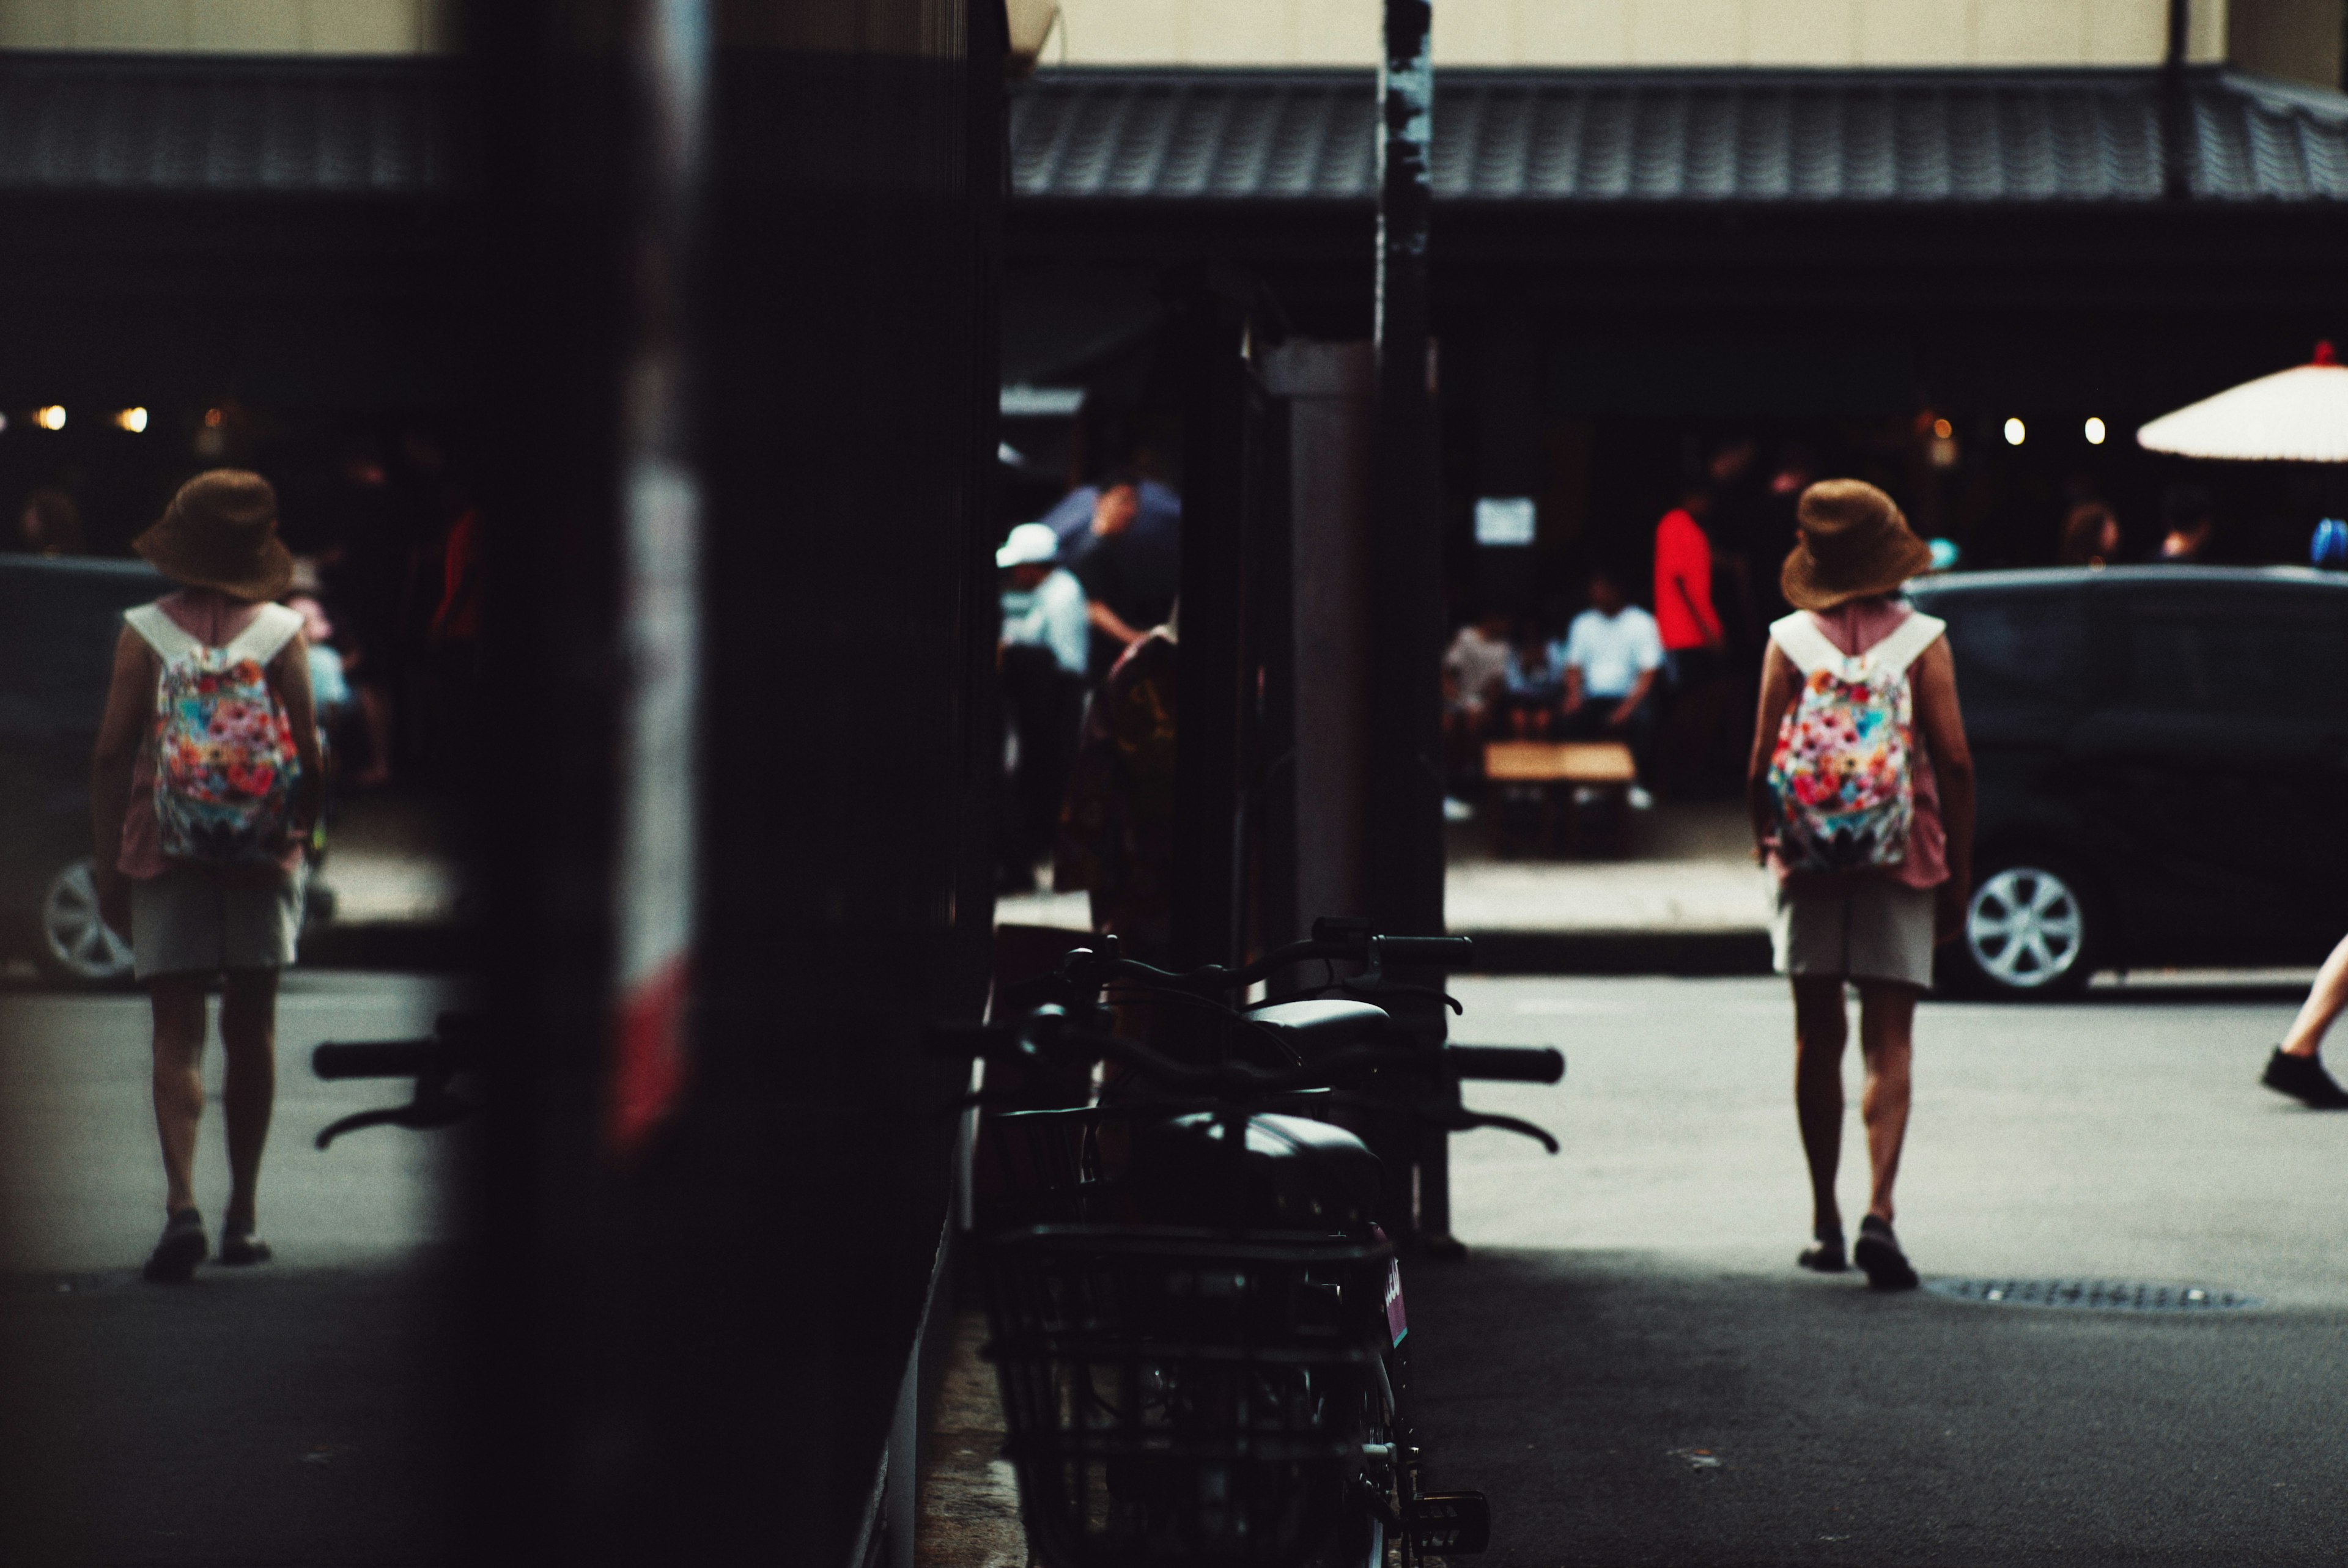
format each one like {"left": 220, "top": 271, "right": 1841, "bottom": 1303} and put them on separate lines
{"left": 1927, "top": 1278, "right": 2261, "bottom": 1313}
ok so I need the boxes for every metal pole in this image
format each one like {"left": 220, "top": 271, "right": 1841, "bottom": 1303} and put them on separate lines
{"left": 2162, "top": 0, "right": 2191, "bottom": 201}
{"left": 1370, "top": 0, "right": 1454, "bottom": 1240}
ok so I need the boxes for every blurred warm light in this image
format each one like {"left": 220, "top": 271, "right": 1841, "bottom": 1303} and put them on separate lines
{"left": 202, "top": 407, "right": 225, "bottom": 428}
{"left": 114, "top": 407, "right": 148, "bottom": 433}
{"left": 2083, "top": 416, "right": 2106, "bottom": 445}
{"left": 2003, "top": 417, "right": 2026, "bottom": 446}
{"left": 34, "top": 405, "right": 65, "bottom": 430}
{"left": 1932, "top": 418, "right": 1952, "bottom": 439}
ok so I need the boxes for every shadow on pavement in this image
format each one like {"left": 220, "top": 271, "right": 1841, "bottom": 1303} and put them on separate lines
{"left": 0, "top": 1251, "right": 462, "bottom": 1566}
{"left": 1405, "top": 1246, "right": 2347, "bottom": 1568}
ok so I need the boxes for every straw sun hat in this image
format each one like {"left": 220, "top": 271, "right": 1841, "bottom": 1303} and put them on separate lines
{"left": 131, "top": 469, "right": 294, "bottom": 603}
{"left": 1779, "top": 479, "right": 1934, "bottom": 612}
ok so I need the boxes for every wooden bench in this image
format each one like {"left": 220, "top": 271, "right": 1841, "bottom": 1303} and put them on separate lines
{"left": 1482, "top": 740, "right": 1638, "bottom": 857}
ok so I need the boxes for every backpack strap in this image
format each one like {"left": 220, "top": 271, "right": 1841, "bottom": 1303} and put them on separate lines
{"left": 1767, "top": 612, "right": 1845, "bottom": 675}
{"left": 223, "top": 602, "right": 305, "bottom": 666}
{"left": 1867, "top": 611, "right": 1946, "bottom": 678}
{"left": 124, "top": 602, "right": 202, "bottom": 662}
{"left": 1769, "top": 610, "right": 1946, "bottom": 679}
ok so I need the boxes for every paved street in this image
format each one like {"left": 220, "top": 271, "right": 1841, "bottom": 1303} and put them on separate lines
{"left": 0, "top": 971, "right": 466, "bottom": 1566}
{"left": 1409, "top": 975, "right": 2348, "bottom": 1567}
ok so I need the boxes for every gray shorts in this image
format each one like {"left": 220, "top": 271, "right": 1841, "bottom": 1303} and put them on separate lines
{"left": 130, "top": 863, "right": 305, "bottom": 981}
{"left": 1770, "top": 875, "right": 1938, "bottom": 990}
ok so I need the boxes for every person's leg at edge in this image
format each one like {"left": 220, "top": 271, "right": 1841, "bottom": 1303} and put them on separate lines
{"left": 1855, "top": 980, "right": 1919, "bottom": 1224}
{"left": 150, "top": 974, "right": 209, "bottom": 1216}
{"left": 1791, "top": 974, "right": 1848, "bottom": 1248}
{"left": 2281, "top": 931, "right": 2348, "bottom": 1059}
{"left": 219, "top": 967, "right": 280, "bottom": 1235}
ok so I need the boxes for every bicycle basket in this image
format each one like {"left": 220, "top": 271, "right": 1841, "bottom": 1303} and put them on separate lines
{"left": 981, "top": 1225, "right": 1395, "bottom": 1567}
{"left": 979, "top": 1107, "right": 1113, "bottom": 1229}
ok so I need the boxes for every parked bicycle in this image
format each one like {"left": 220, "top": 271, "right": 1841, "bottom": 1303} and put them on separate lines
{"left": 936, "top": 919, "right": 1564, "bottom": 1568}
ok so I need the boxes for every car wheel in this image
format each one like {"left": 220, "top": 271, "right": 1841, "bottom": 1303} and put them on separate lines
{"left": 34, "top": 857, "right": 135, "bottom": 987}
{"left": 1952, "top": 857, "right": 2095, "bottom": 999}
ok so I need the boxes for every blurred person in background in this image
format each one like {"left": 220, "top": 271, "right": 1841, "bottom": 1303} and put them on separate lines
{"left": 997, "top": 521, "right": 1088, "bottom": 893}
{"left": 1501, "top": 614, "right": 1565, "bottom": 738}
{"left": 1559, "top": 568, "right": 1663, "bottom": 809}
{"left": 2157, "top": 485, "right": 2216, "bottom": 563}
{"left": 1056, "top": 605, "right": 1180, "bottom": 962}
{"left": 2056, "top": 501, "right": 2122, "bottom": 567}
{"left": 1442, "top": 609, "right": 1513, "bottom": 811}
{"left": 1065, "top": 468, "right": 1181, "bottom": 678}
{"left": 316, "top": 440, "right": 405, "bottom": 788}
{"left": 1656, "top": 484, "right": 1733, "bottom": 795}
{"left": 18, "top": 487, "right": 85, "bottom": 555}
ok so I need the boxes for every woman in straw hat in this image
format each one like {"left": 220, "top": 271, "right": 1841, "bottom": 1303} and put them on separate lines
{"left": 1746, "top": 479, "right": 1974, "bottom": 1292}
{"left": 90, "top": 470, "right": 323, "bottom": 1283}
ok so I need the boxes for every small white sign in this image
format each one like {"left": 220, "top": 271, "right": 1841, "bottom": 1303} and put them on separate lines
{"left": 1475, "top": 496, "right": 1536, "bottom": 547}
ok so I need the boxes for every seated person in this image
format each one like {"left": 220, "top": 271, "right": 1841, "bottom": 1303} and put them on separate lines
{"left": 1559, "top": 568, "right": 1661, "bottom": 808}
{"left": 1442, "top": 611, "right": 1513, "bottom": 792}
{"left": 1501, "top": 617, "right": 1564, "bottom": 738}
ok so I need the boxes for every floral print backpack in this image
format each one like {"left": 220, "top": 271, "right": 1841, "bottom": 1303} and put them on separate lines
{"left": 1763, "top": 609, "right": 1946, "bottom": 873}
{"left": 125, "top": 602, "right": 305, "bottom": 867}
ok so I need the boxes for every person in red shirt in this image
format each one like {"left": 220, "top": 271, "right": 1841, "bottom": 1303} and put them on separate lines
{"left": 1653, "top": 488, "right": 1724, "bottom": 666}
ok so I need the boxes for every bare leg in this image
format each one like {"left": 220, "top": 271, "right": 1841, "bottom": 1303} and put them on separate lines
{"left": 218, "top": 968, "right": 279, "bottom": 1231}
{"left": 2281, "top": 932, "right": 2348, "bottom": 1059}
{"left": 150, "top": 976, "right": 209, "bottom": 1216}
{"left": 1790, "top": 976, "right": 1848, "bottom": 1239}
{"left": 1855, "top": 981, "right": 1919, "bottom": 1224}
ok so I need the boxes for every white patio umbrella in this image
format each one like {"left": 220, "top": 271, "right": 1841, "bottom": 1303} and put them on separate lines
{"left": 2136, "top": 343, "right": 2348, "bottom": 462}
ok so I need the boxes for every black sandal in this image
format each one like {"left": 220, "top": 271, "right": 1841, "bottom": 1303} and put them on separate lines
{"left": 1853, "top": 1216, "right": 1920, "bottom": 1291}
{"left": 1798, "top": 1226, "right": 1847, "bottom": 1273}
{"left": 219, "top": 1223, "right": 273, "bottom": 1267}
{"left": 142, "top": 1208, "right": 208, "bottom": 1283}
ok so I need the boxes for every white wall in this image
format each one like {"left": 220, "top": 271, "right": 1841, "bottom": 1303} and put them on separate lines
{"left": 0, "top": 0, "right": 453, "bottom": 53}
{"left": 1044, "top": 0, "right": 2237, "bottom": 68}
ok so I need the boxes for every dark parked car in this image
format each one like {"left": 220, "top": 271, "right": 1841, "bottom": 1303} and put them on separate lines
{"left": 1905, "top": 565, "right": 2348, "bottom": 998}
{"left": 2, "top": 554, "right": 167, "bottom": 984}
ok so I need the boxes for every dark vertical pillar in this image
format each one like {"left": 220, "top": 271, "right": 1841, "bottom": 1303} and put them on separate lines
{"left": 1369, "top": 0, "right": 1445, "bottom": 952}
{"left": 1173, "top": 281, "right": 1257, "bottom": 973}
{"left": 470, "top": 2, "right": 1000, "bottom": 1562}
{"left": 1262, "top": 340, "right": 1376, "bottom": 955}
{"left": 1371, "top": 0, "right": 1454, "bottom": 1238}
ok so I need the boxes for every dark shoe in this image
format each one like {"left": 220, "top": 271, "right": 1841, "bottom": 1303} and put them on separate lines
{"left": 2262, "top": 1048, "right": 2348, "bottom": 1109}
{"left": 1798, "top": 1227, "right": 1848, "bottom": 1273}
{"left": 1853, "top": 1216, "right": 1919, "bottom": 1291}
{"left": 142, "top": 1209, "right": 207, "bottom": 1283}
{"left": 218, "top": 1223, "right": 273, "bottom": 1267}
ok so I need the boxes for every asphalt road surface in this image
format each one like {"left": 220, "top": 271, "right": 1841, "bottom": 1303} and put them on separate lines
{"left": 1408, "top": 974, "right": 2348, "bottom": 1568}
{"left": 0, "top": 970, "right": 467, "bottom": 1567}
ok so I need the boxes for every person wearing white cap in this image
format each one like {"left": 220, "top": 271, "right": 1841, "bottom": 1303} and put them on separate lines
{"left": 997, "top": 521, "right": 1090, "bottom": 891}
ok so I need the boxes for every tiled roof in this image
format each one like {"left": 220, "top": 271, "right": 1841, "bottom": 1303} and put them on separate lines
{"left": 1010, "top": 67, "right": 2348, "bottom": 204}
{"left": 0, "top": 52, "right": 465, "bottom": 196}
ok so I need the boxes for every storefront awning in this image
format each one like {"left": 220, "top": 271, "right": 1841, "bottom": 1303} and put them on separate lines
{"left": 0, "top": 51, "right": 467, "bottom": 196}
{"left": 1011, "top": 65, "right": 2348, "bottom": 205}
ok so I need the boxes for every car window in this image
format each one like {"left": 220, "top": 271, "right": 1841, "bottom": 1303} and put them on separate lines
{"left": 0, "top": 565, "right": 160, "bottom": 735}
{"left": 1934, "top": 591, "right": 2089, "bottom": 715}
{"left": 2125, "top": 589, "right": 2348, "bottom": 720}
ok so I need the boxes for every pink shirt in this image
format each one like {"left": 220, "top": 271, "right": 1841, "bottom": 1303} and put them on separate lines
{"left": 1770, "top": 597, "right": 1947, "bottom": 890}
{"left": 117, "top": 592, "right": 303, "bottom": 880}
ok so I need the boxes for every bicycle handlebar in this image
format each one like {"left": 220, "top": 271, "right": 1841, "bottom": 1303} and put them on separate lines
{"left": 313, "top": 1040, "right": 452, "bottom": 1080}
{"left": 1444, "top": 1045, "right": 1565, "bottom": 1084}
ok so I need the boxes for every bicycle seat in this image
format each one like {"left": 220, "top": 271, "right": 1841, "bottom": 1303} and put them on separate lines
{"left": 1242, "top": 999, "right": 1392, "bottom": 1057}
{"left": 1131, "top": 1111, "right": 1388, "bottom": 1230}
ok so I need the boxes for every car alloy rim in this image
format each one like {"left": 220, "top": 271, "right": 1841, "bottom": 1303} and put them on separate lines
{"left": 1966, "top": 867, "right": 2084, "bottom": 988}
{"left": 42, "top": 859, "right": 133, "bottom": 979}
